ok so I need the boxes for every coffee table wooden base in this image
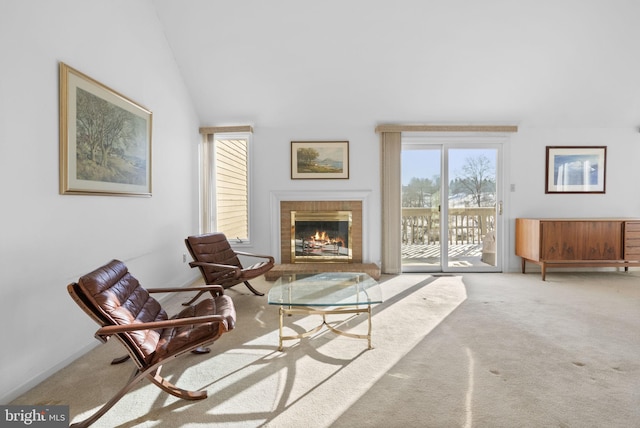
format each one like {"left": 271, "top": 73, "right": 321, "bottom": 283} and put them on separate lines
{"left": 278, "top": 305, "right": 373, "bottom": 351}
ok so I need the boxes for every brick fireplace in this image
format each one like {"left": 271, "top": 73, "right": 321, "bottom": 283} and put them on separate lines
{"left": 280, "top": 200, "right": 363, "bottom": 264}
{"left": 267, "top": 191, "right": 380, "bottom": 280}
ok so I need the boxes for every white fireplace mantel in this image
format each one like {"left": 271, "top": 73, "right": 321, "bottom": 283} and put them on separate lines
{"left": 270, "top": 190, "right": 372, "bottom": 264}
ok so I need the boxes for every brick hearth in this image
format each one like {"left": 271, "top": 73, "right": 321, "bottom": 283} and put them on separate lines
{"left": 265, "top": 263, "right": 381, "bottom": 281}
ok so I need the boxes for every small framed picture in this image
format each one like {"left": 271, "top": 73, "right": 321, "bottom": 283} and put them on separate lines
{"left": 545, "top": 146, "right": 606, "bottom": 194}
{"left": 59, "top": 62, "right": 152, "bottom": 196}
{"left": 291, "top": 141, "right": 349, "bottom": 179}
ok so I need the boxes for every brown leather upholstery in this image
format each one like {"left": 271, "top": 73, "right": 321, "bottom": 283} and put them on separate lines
{"left": 185, "top": 232, "right": 274, "bottom": 297}
{"left": 67, "top": 259, "right": 236, "bottom": 427}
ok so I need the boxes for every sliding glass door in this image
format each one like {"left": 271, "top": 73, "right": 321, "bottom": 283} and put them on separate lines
{"left": 402, "top": 139, "right": 502, "bottom": 273}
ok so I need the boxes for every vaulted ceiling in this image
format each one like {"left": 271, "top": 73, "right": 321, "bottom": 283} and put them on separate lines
{"left": 153, "top": 1, "right": 640, "bottom": 129}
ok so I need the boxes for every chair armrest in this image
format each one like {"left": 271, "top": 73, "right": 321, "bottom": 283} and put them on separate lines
{"left": 233, "top": 251, "right": 275, "bottom": 263}
{"left": 188, "top": 261, "right": 242, "bottom": 275}
{"left": 96, "top": 313, "right": 233, "bottom": 337}
{"left": 146, "top": 284, "right": 225, "bottom": 294}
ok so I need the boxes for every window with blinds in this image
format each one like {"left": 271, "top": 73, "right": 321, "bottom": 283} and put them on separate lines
{"left": 214, "top": 137, "right": 249, "bottom": 241}
{"left": 199, "top": 126, "right": 252, "bottom": 242}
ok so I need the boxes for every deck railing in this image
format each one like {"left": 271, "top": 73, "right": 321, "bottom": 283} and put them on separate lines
{"left": 402, "top": 207, "right": 496, "bottom": 245}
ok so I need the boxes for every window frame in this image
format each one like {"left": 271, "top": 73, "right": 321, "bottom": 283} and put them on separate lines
{"left": 199, "top": 126, "right": 253, "bottom": 246}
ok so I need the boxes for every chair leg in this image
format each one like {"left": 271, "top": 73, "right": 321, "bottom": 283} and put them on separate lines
{"left": 69, "top": 363, "right": 208, "bottom": 428}
{"left": 243, "top": 281, "right": 264, "bottom": 296}
{"left": 69, "top": 366, "right": 149, "bottom": 428}
{"left": 110, "top": 355, "right": 130, "bottom": 365}
{"left": 185, "top": 281, "right": 264, "bottom": 300}
{"left": 148, "top": 366, "right": 207, "bottom": 400}
{"left": 182, "top": 290, "right": 206, "bottom": 306}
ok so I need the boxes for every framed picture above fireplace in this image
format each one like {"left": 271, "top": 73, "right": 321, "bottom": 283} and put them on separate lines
{"left": 291, "top": 141, "right": 349, "bottom": 179}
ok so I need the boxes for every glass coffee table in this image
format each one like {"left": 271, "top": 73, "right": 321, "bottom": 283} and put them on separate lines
{"left": 267, "top": 272, "right": 383, "bottom": 351}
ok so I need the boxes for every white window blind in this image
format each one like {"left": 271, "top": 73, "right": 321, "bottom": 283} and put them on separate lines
{"left": 199, "top": 126, "right": 252, "bottom": 243}
{"left": 215, "top": 137, "right": 248, "bottom": 240}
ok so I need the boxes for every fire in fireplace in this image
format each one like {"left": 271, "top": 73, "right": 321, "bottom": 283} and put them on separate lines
{"left": 291, "top": 211, "right": 352, "bottom": 263}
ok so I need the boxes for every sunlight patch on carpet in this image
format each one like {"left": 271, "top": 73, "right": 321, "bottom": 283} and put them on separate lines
{"left": 267, "top": 274, "right": 468, "bottom": 427}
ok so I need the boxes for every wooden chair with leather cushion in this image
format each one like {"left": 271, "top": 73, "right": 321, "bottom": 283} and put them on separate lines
{"left": 184, "top": 232, "right": 274, "bottom": 302}
{"left": 67, "top": 259, "right": 236, "bottom": 428}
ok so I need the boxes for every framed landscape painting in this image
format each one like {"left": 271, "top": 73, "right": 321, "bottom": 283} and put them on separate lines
{"left": 545, "top": 146, "right": 606, "bottom": 194}
{"left": 59, "top": 62, "right": 152, "bottom": 196}
{"left": 291, "top": 141, "right": 349, "bottom": 179}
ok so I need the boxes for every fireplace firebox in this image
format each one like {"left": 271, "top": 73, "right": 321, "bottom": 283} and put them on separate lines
{"left": 291, "top": 211, "right": 352, "bottom": 263}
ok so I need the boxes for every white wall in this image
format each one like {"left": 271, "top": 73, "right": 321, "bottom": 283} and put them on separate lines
{"left": 3, "top": 0, "right": 640, "bottom": 405}
{"left": 0, "top": 0, "right": 201, "bottom": 402}
{"left": 507, "top": 127, "right": 640, "bottom": 269}
{"left": 154, "top": 0, "right": 640, "bottom": 276}
{"left": 251, "top": 123, "right": 381, "bottom": 265}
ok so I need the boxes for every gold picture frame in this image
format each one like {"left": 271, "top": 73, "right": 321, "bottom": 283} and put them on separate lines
{"left": 291, "top": 141, "right": 349, "bottom": 179}
{"left": 59, "top": 62, "right": 152, "bottom": 196}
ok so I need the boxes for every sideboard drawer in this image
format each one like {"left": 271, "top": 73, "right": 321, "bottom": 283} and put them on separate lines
{"left": 626, "top": 222, "right": 640, "bottom": 230}
{"left": 624, "top": 222, "right": 640, "bottom": 260}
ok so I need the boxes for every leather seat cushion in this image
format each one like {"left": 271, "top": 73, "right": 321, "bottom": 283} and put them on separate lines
{"left": 152, "top": 294, "right": 236, "bottom": 363}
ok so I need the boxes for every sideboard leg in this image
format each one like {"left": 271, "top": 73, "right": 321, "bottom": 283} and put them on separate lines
{"left": 521, "top": 258, "right": 526, "bottom": 274}
{"left": 541, "top": 263, "right": 546, "bottom": 281}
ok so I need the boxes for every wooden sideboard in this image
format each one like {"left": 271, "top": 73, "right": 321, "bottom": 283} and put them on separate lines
{"left": 515, "top": 218, "right": 640, "bottom": 280}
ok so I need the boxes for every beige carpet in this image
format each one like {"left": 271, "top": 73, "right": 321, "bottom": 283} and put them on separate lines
{"left": 11, "top": 270, "right": 640, "bottom": 427}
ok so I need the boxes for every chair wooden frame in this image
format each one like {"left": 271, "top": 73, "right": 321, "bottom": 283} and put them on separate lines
{"left": 184, "top": 233, "right": 275, "bottom": 302}
{"left": 67, "top": 260, "right": 236, "bottom": 428}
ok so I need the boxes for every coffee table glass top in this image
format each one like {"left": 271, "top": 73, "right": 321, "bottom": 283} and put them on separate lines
{"left": 267, "top": 272, "right": 382, "bottom": 307}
